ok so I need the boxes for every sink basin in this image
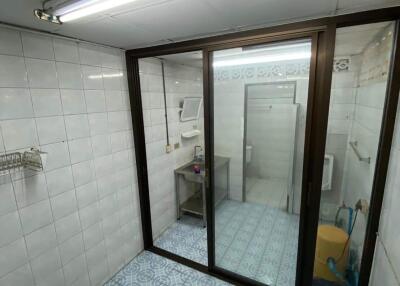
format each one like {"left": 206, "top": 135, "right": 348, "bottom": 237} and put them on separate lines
{"left": 175, "top": 156, "right": 230, "bottom": 184}
{"left": 176, "top": 161, "right": 205, "bottom": 183}
{"left": 181, "top": 162, "right": 205, "bottom": 173}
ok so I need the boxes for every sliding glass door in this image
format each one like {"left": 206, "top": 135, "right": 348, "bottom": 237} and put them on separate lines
{"left": 128, "top": 15, "right": 400, "bottom": 286}
{"left": 209, "top": 38, "right": 314, "bottom": 285}
{"left": 137, "top": 51, "right": 207, "bottom": 264}
{"left": 313, "top": 21, "right": 396, "bottom": 286}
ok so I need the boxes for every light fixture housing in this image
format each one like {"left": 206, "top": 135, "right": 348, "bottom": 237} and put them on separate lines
{"left": 55, "top": 0, "right": 138, "bottom": 22}
{"left": 34, "top": 9, "right": 62, "bottom": 24}
{"left": 34, "top": 0, "right": 137, "bottom": 24}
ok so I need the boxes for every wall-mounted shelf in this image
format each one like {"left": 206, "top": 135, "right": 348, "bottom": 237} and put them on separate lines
{"left": 181, "top": 129, "right": 201, "bottom": 139}
{"left": 0, "top": 148, "right": 47, "bottom": 172}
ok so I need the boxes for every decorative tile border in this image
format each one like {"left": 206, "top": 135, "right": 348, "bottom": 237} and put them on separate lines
{"left": 214, "top": 60, "right": 310, "bottom": 81}
{"left": 333, "top": 57, "right": 351, "bottom": 72}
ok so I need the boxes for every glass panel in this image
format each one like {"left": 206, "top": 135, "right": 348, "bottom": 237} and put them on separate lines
{"left": 212, "top": 39, "right": 312, "bottom": 284}
{"left": 138, "top": 51, "right": 207, "bottom": 264}
{"left": 313, "top": 22, "right": 395, "bottom": 286}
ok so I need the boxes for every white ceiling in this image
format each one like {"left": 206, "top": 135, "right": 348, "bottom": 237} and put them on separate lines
{"left": 1, "top": 0, "right": 400, "bottom": 50}
{"left": 335, "top": 22, "right": 391, "bottom": 56}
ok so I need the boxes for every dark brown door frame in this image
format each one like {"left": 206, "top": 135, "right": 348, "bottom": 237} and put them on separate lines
{"left": 359, "top": 20, "right": 400, "bottom": 286}
{"left": 297, "top": 24, "right": 336, "bottom": 286}
{"left": 204, "top": 29, "right": 336, "bottom": 285}
{"left": 126, "top": 7, "right": 400, "bottom": 59}
{"left": 126, "top": 56, "right": 153, "bottom": 250}
{"left": 125, "top": 7, "right": 400, "bottom": 286}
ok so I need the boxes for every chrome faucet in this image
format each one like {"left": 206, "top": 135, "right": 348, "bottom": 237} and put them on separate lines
{"left": 194, "top": 145, "right": 203, "bottom": 161}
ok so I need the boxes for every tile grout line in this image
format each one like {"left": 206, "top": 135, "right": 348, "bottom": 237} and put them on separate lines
{"left": 272, "top": 214, "right": 295, "bottom": 286}
{"left": 74, "top": 40, "right": 105, "bottom": 286}
{"left": 235, "top": 204, "right": 270, "bottom": 278}
{"left": 253, "top": 207, "right": 280, "bottom": 282}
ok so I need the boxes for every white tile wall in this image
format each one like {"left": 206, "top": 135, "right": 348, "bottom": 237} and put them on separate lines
{"left": 61, "top": 90, "right": 87, "bottom": 115}
{"left": 317, "top": 24, "right": 398, "bottom": 275}
{"left": 318, "top": 59, "right": 359, "bottom": 210}
{"left": 0, "top": 26, "right": 142, "bottom": 286}
{"left": 213, "top": 62, "right": 309, "bottom": 206}
{"left": 370, "top": 93, "right": 400, "bottom": 285}
{"left": 53, "top": 39, "right": 80, "bottom": 64}
{"left": 0, "top": 27, "right": 23, "bottom": 56}
{"left": 25, "top": 58, "right": 58, "bottom": 88}
{"left": 0, "top": 55, "right": 28, "bottom": 87}
{"left": 340, "top": 24, "right": 394, "bottom": 263}
{"left": 0, "top": 88, "right": 33, "bottom": 120}
{"left": 139, "top": 58, "right": 204, "bottom": 239}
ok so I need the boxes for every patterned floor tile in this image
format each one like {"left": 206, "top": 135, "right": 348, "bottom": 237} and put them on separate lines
{"left": 104, "top": 279, "right": 121, "bottom": 286}
{"left": 105, "top": 200, "right": 300, "bottom": 286}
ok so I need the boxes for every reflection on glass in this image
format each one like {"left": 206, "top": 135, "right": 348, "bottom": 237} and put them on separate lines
{"left": 138, "top": 51, "right": 208, "bottom": 265}
{"left": 313, "top": 22, "right": 395, "bottom": 286}
{"left": 213, "top": 39, "right": 312, "bottom": 285}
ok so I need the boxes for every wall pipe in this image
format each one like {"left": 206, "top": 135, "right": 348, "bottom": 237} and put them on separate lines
{"left": 160, "top": 60, "right": 170, "bottom": 147}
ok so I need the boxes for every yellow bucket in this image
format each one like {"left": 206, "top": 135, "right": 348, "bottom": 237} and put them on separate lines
{"left": 314, "top": 225, "right": 349, "bottom": 283}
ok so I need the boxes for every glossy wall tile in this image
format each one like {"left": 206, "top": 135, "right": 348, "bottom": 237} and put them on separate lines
{"left": 0, "top": 26, "right": 142, "bottom": 286}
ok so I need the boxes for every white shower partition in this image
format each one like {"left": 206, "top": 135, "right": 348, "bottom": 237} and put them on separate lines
{"left": 244, "top": 87, "right": 299, "bottom": 211}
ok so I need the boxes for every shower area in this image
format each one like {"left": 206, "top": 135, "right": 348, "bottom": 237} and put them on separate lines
{"left": 244, "top": 82, "right": 298, "bottom": 211}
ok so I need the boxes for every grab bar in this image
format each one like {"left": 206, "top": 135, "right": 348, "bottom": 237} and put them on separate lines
{"left": 349, "top": 141, "right": 370, "bottom": 164}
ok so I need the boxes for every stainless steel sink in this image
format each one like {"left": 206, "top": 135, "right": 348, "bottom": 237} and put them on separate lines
{"left": 176, "top": 161, "right": 205, "bottom": 183}
{"left": 175, "top": 156, "right": 230, "bottom": 227}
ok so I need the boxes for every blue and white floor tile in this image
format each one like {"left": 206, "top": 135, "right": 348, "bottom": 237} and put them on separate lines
{"left": 106, "top": 200, "right": 299, "bottom": 286}
{"left": 154, "top": 215, "right": 208, "bottom": 265}
{"left": 214, "top": 200, "right": 299, "bottom": 285}
{"left": 104, "top": 251, "right": 231, "bottom": 286}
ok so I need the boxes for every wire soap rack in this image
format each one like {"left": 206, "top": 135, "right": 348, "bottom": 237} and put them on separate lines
{"left": 0, "top": 148, "right": 47, "bottom": 172}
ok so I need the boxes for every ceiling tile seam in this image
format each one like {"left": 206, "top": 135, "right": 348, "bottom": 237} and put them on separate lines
{"left": 109, "top": 0, "right": 176, "bottom": 17}
{"left": 107, "top": 14, "right": 174, "bottom": 45}
{"left": 0, "top": 21, "right": 126, "bottom": 51}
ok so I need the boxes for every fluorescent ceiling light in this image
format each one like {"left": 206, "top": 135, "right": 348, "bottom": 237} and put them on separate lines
{"left": 213, "top": 51, "right": 311, "bottom": 68}
{"left": 56, "top": 0, "right": 137, "bottom": 22}
{"left": 215, "top": 41, "right": 311, "bottom": 58}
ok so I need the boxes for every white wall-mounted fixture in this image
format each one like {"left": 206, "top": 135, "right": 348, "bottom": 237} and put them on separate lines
{"left": 181, "top": 130, "right": 201, "bottom": 139}
{"left": 245, "top": 145, "right": 253, "bottom": 164}
{"left": 322, "top": 154, "right": 334, "bottom": 191}
{"left": 180, "top": 97, "right": 202, "bottom": 122}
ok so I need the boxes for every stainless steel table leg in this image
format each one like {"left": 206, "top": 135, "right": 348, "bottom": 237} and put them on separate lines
{"left": 175, "top": 172, "right": 181, "bottom": 220}
{"left": 227, "top": 162, "right": 230, "bottom": 200}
